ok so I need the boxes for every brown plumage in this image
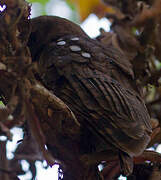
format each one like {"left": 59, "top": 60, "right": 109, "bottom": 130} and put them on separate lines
{"left": 28, "top": 16, "right": 152, "bottom": 175}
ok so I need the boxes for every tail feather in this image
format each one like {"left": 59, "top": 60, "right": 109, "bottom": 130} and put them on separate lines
{"left": 119, "top": 151, "right": 133, "bottom": 176}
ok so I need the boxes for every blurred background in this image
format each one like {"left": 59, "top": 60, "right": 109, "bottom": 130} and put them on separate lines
{"left": 29, "top": 0, "right": 111, "bottom": 38}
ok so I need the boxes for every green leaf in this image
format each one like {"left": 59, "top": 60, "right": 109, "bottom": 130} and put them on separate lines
{"left": 27, "top": 0, "right": 49, "bottom": 6}
{"left": 66, "top": 1, "right": 76, "bottom": 11}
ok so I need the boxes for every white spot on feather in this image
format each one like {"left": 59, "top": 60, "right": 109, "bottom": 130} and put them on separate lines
{"left": 70, "top": 45, "right": 81, "bottom": 52}
{"left": 81, "top": 52, "right": 91, "bottom": 58}
{"left": 57, "top": 41, "right": 66, "bottom": 46}
{"left": 71, "top": 37, "right": 79, "bottom": 41}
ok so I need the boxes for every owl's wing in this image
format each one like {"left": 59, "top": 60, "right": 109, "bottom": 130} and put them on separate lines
{"left": 38, "top": 35, "right": 151, "bottom": 157}
{"left": 66, "top": 71, "right": 151, "bottom": 156}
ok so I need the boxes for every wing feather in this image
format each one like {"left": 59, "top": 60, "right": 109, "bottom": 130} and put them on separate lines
{"left": 38, "top": 37, "right": 151, "bottom": 156}
{"left": 64, "top": 72, "right": 151, "bottom": 155}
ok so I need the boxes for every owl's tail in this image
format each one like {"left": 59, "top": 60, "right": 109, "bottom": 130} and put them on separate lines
{"left": 119, "top": 151, "right": 134, "bottom": 176}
